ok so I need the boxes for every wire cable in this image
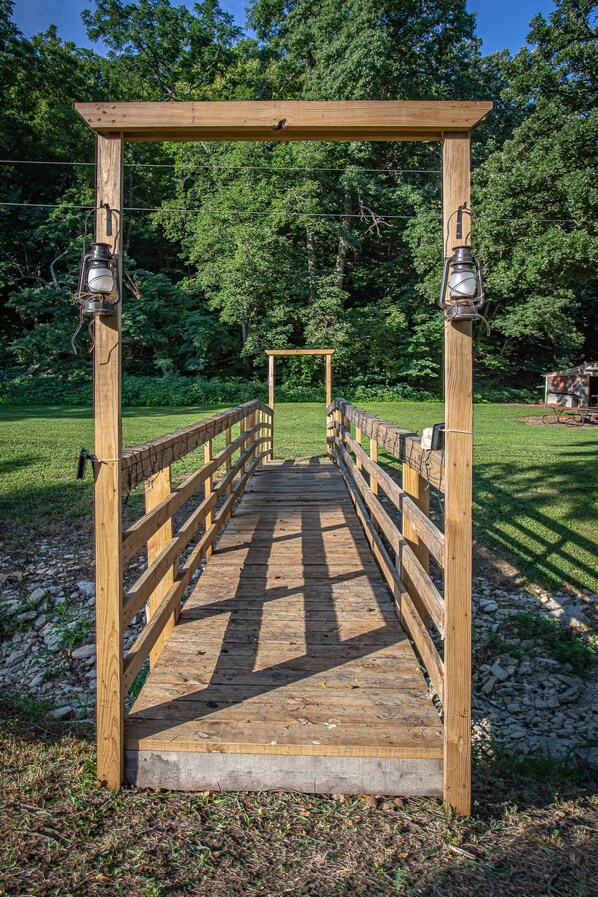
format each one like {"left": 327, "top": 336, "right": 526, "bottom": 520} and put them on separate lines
{"left": 0, "top": 200, "right": 581, "bottom": 224}
{"left": 0, "top": 158, "right": 442, "bottom": 174}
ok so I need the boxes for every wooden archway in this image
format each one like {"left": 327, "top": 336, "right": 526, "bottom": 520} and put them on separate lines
{"left": 265, "top": 348, "right": 335, "bottom": 458}
{"left": 75, "top": 99, "right": 492, "bottom": 814}
{"left": 265, "top": 348, "right": 335, "bottom": 407}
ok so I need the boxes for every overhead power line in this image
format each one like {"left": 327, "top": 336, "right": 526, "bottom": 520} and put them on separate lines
{"left": 0, "top": 200, "right": 582, "bottom": 225}
{"left": 0, "top": 158, "right": 441, "bottom": 175}
{"left": 0, "top": 201, "right": 424, "bottom": 219}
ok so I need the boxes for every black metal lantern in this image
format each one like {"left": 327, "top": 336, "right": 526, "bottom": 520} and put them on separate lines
{"left": 76, "top": 241, "right": 121, "bottom": 315}
{"left": 439, "top": 244, "right": 485, "bottom": 321}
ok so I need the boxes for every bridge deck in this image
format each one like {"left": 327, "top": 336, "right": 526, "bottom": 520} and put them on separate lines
{"left": 125, "top": 460, "right": 443, "bottom": 795}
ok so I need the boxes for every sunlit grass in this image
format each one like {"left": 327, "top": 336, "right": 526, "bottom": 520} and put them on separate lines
{"left": 1, "top": 402, "right": 597, "bottom": 591}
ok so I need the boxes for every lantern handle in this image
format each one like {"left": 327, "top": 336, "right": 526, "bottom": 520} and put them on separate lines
{"left": 444, "top": 202, "right": 473, "bottom": 257}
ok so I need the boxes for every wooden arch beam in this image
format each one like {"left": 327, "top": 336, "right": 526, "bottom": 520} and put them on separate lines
{"left": 74, "top": 100, "right": 492, "bottom": 143}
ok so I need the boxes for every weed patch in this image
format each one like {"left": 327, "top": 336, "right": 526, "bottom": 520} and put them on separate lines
{"left": 0, "top": 720, "right": 596, "bottom": 897}
{"left": 506, "top": 611, "right": 597, "bottom": 678}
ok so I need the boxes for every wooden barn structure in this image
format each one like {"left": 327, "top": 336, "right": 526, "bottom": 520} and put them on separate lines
{"left": 75, "top": 99, "right": 492, "bottom": 815}
{"left": 544, "top": 362, "right": 598, "bottom": 408}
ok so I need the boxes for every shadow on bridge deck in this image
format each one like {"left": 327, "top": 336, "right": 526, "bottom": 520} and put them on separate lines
{"left": 125, "top": 459, "right": 443, "bottom": 795}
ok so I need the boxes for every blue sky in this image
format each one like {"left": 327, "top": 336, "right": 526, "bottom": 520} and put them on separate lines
{"left": 12, "top": 0, "right": 556, "bottom": 56}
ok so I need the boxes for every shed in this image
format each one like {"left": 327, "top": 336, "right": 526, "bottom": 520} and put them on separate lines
{"left": 544, "top": 362, "right": 598, "bottom": 408}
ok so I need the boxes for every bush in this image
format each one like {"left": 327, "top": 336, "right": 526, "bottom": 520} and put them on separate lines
{"left": 0, "top": 372, "right": 540, "bottom": 408}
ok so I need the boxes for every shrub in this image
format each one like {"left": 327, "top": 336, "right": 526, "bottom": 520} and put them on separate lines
{"left": 0, "top": 372, "right": 540, "bottom": 408}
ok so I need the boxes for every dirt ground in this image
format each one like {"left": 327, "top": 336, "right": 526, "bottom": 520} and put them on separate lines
{"left": 1, "top": 715, "right": 596, "bottom": 897}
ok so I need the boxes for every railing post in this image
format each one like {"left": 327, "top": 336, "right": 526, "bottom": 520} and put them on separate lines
{"left": 94, "top": 133, "right": 124, "bottom": 789}
{"left": 145, "top": 466, "right": 177, "bottom": 662}
{"left": 355, "top": 426, "right": 363, "bottom": 471}
{"left": 442, "top": 132, "right": 473, "bottom": 816}
{"left": 402, "top": 463, "right": 431, "bottom": 623}
{"left": 268, "top": 354, "right": 275, "bottom": 459}
{"left": 245, "top": 412, "right": 253, "bottom": 472}
{"left": 259, "top": 408, "right": 265, "bottom": 468}
{"left": 204, "top": 439, "right": 214, "bottom": 560}
{"left": 325, "top": 353, "right": 332, "bottom": 407}
{"left": 369, "top": 437, "right": 379, "bottom": 496}
{"left": 225, "top": 426, "right": 232, "bottom": 474}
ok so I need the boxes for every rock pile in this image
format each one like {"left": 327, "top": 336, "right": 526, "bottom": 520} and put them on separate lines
{"left": 0, "top": 535, "right": 596, "bottom": 762}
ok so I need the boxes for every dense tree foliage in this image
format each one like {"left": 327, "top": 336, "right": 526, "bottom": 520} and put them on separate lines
{"left": 0, "top": 0, "right": 596, "bottom": 394}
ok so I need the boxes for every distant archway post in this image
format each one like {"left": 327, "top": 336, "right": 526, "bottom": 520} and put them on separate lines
{"left": 265, "top": 348, "right": 335, "bottom": 458}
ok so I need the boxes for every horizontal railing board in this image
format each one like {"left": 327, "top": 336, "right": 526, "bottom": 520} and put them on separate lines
{"left": 328, "top": 399, "right": 444, "bottom": 491}
{"left": 120, "top": 401, "right": 272, "bottom": 491}
{"left": 337, "top": 424, "right": 444, "bottom": 566}
{"left": 334, "top": 438, "right": 444, "bottom": 635}
{"left": 334, "top": 449, "right": 444, "bottom": 700}
{"left": 122, "top": 422, "right": 263, "bottom": 562}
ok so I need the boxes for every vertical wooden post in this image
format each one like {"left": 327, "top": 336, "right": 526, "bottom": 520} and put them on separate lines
{"left": 94, "top": 133, "right": 124, "bottom": 789}
{"left": 402, "top": 463, "right": 431, "bottom": 624}
{"left": 225, "top": 426, "right": 232, "bottom": 474}
{"left": 332, "top": 407, "right": 340, "bottom": 460}
{"left": 403, "top": 466, "right": 430, "bottom": 572}
{"left": 268, "top": 354, "right": 275, "bottom": 409}
{"left": 268, "top": 354, "right": 275, "bottom": 459}
{"left": 442, "top": 133, "right": 473, "bottom": 816}
{"left": 258, "top": 409, "right": 265, "bottom": 467}
{"left": 355, "top": 427, "right": 363, "bottom": 471}
{"left": 370, "top": 437, "right": 379, "bottom": 496}
{"left": 325, "top": 353, "right": 332, "bottom": 407}
{"left": 205, "top": 439, "right": 213, "bottom": 560}
{"left": 145, "top": 466, "right": 177, "bottom": 663}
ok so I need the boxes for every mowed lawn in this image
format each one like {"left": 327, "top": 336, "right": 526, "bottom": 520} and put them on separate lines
{"left": 0, "top": 402, "right": 596, "bottom": 592}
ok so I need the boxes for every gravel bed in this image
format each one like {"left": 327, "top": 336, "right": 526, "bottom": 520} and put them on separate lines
{"left": 1, "top": 529, "right": 596, "bottom": 763}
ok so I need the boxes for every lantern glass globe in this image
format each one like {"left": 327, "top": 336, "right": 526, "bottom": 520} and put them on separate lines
{"left": 88, "top": 263, "right": 114, "bottom": 294}
{"left": 449, "top": 269, "right": 477, "bottom": 298}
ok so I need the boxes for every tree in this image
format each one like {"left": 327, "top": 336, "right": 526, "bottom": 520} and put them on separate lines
{"left": 472, "top": 0, "right": 598, "bottom": 380}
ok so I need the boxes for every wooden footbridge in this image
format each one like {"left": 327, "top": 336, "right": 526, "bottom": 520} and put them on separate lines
{"left": 77, "top": 98, "right": 490, "bottom": 814}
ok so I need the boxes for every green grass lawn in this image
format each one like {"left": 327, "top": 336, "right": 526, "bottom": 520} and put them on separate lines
{"left": 1, "top": 402, "right": 597, "bottom": 592}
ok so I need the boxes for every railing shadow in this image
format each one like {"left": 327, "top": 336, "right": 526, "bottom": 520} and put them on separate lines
{"left": 473, "top": 449, "right": 598, "bottom": 592}
{"left": 127, "top": 459, "right": 416, "bottom": 740}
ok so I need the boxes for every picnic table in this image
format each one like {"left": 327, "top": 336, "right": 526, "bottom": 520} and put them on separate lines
{"left": 542, "top": 405, "right": 598, "bottom": 426}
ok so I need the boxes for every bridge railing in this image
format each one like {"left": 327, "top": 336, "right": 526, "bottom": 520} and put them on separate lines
{"left": 95, "top": 399, "right": 272, "bottom": 784}
{"left": 120, "top": 400, "right": 273, "bottom": 693}
{"left": 327, "top": 398, "right": 445, "bottom": 700}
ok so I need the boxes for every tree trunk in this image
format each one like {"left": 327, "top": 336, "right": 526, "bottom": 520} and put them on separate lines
{"left": 306, "top": 227, "right": 316, "bottom": 301}
{"left": 240, "top": 317, "right": 250, "bottom": 371}
{"left": 335, "top": 184, "right": 352, "bottom": 291}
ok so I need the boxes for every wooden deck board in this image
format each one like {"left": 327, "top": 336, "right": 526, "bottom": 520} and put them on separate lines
{"left": 126, "top": 459, "right": 443, "bottom": 794}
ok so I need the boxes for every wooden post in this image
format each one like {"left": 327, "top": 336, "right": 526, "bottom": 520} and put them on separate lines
{"left": 268, "top": 354, "right": 275, "bottom": 459}
{"left": 225, "top": 426, "right": 232, "bottom": 474}
{"left": 94, "top": 133, "right": 124, "bottom": 789}
{"left": 402, "top": 466, "right": 430, "bottom": 572}
{"left": 205, "top": 439, "right": 213, "bottom": 560}
{"left": 144, "top": 467, "right": 177, "bottom": 664}
{"left": 331, "top": 407, "right": 341, "bottom": 461}
{"left": 355, "top": 427, "right": 363, "bottom": 471}
{"left": 402, "top": 463, "right": 431, "bottom": 624}
{"left": 442, "top": 132, "right": 473, "bottom": 815}
{"left": 370, "top": 438, "right": 379, "bottom": 496}
{"left": 268, "top": 354, "right": 275, "bottom": 409}
{"left": 259, "top": 409, "right": 265, "bottom": 467}
{"left": 325, "top": 353, "right": 332, "bottom": 407}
